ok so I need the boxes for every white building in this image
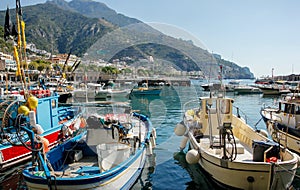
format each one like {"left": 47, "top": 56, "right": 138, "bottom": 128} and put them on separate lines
{"left": 0, "top": 51, "right": 16, "bottom": 71}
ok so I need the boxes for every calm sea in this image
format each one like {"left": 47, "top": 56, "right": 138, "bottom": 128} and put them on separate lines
{"left": 1, "top": 79, "right": 299, "bottom": 189}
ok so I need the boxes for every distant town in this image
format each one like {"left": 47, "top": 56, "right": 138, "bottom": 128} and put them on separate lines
{"left": 0, "top": 42, "right": 203, "bottom": 86}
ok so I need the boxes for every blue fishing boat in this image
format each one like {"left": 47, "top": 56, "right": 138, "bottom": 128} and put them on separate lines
{"left": 0, "top": 90, "right": 85, "bottom": 171}
{"left": 22, "top": 102, "right": 156, "bottom": 190}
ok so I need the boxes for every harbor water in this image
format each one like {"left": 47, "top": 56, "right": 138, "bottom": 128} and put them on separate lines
{"left": 1, "top": 79, "right": 299, "bottom": 189}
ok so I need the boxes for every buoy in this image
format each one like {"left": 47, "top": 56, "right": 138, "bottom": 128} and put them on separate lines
{"left": 150, "top": 128, "right": 156, "bottom": 148}
{"left": 152, "top": 128, "right": 157, "bottom": 138}
{"left": 150, "top": 134, "right": 156, "bottom": 149}
{"left": 18, "top": 105, "right": 30, "bottom": 116}
{"left": 186, "top": 149, "right": 200, "bottom": 164}
{"left": 40, "top": 137, "right": 49, "bottom": 153}
{"left": 146, "top": 141, "right": 153, "bottom": 155}
{"left": 27, "top": 96, "right": 38, "bottom": 110}
{"left": 186, "top": 109, "right": 195, "bottom": 116}
{"left": 180, "top": 136, "right": 189, "bottom": 150}
{"left": 174, "top": 122, "right": 186, "bottom": 136}
{"left": 33, "top": 124, "right": 44, "bottom": 135}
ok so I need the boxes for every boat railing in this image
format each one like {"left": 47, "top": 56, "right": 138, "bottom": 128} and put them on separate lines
{"left": 232, "top": 105, "right": 248, "bottom": 124}
{"left": 182, "top": 99, "right": 201, "bottom": 113}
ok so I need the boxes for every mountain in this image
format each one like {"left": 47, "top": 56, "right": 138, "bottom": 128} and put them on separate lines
{"left": 49, "top": 0, "right": 141, "bottom": 27}
{"left": 0, "top": 0, "right": 254, "bottom": 79}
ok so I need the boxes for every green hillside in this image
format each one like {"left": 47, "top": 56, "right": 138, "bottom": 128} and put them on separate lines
{"left": 0, "top": 0, "right": 254, "bottom": 79}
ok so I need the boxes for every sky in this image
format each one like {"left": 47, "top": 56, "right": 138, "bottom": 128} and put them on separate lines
{"left": 1, "top": 0, "right": 300, "bottom": 78}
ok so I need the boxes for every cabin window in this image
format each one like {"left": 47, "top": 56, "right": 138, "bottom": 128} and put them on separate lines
{"left": 205, "top": 99, "right": 230, "bottom": 114}
{"left": 221, "top": 99, "right": 230, "bottom": 114}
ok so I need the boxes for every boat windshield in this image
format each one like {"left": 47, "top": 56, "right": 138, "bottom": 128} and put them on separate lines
{"left": 205, "top": 99, "right": 230, "bottom": 114}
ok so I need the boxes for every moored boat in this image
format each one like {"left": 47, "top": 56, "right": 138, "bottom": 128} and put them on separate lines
{"left": 257, "top": 84, "right": 291, "bottom": 96}
{"left": 233, "top": 85, "right": 262, "bottom": 95}
{"left": 73, "top": 83, "right": 108, "bottom": 101}
{"left": 174, "top": 84, "right": 300, "bottom": 189}
{"left": 0, "top": 90, "right": 85, "bottom": 171}
{"left": 260, "top": 93, "right": 300, "bottom": 154}
{"left": 201, "top": 82, "right": 236, "bottom": 92}
{"left": 255, "top": 78, "right": 274, "bottom": 85}
{"left": 130, "top": 86, "right": 162, "bottom": 96}
{"left": 22, "top": 102, "right": 156, "bottom": 190}
{"left": 105, "top": 88, "right": 131, "bottom": 99}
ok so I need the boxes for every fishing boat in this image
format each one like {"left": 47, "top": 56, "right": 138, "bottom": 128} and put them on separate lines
{"left": 42, "top": 77, "right": 74, "bottom": 103}
{"left": 105, "top": 88, "right": 131, "bottom": 99}
{"left": 201, "top": 82, "right": 236, "bottom": 92}
{"left": 22, "top": 102, "right": 156, "bottom": 190}
{"left": 255, "top": 78, "right": 274, "bottom": 85}
{"left": 260, "top": 93, "right": 300, "bottom": 154}
{"left": 0, "top": 90, "right": 85, "bottom": 171}
{"left": 257, "top": 84, "right": 291, "bottom": 96}
{"left": 73, "top": 83, "right": 108, "bottom": 101}
{"left": 130, "top": 86, "right": 162, "bottom": 96}
{"left": 233, "top": 85, "right": 262, "bottom": 95}
{"left": 174, "top": 84, "right": 300, "bottom": 189}
{"left": 129, "top": 80, "right": 162, "bottom": 97}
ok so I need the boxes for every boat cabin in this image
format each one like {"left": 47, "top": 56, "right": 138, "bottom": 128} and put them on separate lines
{"left": 197, "top": 97, "right": 234, "bottom": 136}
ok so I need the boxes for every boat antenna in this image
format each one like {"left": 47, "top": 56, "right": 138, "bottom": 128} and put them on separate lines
{"left": 219, "top": 65, "right": 223, "bottom": 86}
{"left": 218, "top": 64, "right": 225, "bottom": 97}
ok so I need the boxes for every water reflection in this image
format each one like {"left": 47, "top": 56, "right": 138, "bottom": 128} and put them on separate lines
{"left": 173, "top": 151, "right": 216, "bottom": 190}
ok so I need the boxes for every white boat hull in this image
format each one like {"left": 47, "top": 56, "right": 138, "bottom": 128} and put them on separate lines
{"left": 189, "top": 136, "right": 297, "bottom": 189}
{"left": 178, "top": 95, "right": 299, "bottom": 190}
{"left": 186, "top": 115, "right": 299, "bottom": 189}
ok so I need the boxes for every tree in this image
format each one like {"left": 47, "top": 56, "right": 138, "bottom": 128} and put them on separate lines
{"left": 122, "top": 68, "right": 132, "bottom": 75}
{"left": 28, "top": 62, "right": 37, "bottom": 70}
{"left": 37, "top": 64, "right": 45, "bottom": 73}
